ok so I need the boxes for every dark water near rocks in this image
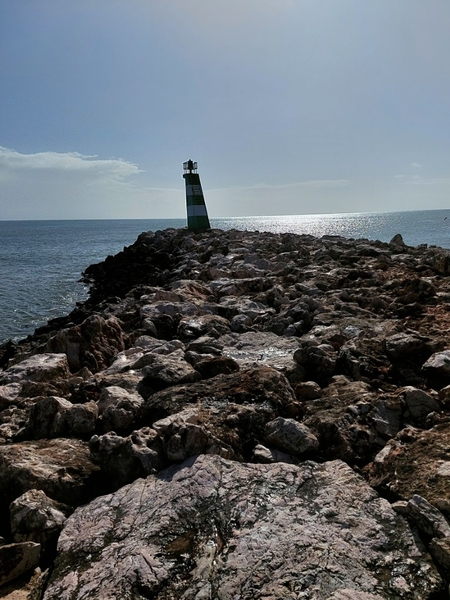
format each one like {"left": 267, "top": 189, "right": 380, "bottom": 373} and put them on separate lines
{"left": 1, "top": 210, "right": 449, "bottom": 343}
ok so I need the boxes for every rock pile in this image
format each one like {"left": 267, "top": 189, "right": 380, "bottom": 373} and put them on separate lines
{"left": 1, "top": 227, "right": 450, "bottom": 598}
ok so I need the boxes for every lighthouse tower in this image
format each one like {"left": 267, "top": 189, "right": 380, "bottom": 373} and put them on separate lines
{"left": 183, "top": 159, "right": 211, "bottom": 232}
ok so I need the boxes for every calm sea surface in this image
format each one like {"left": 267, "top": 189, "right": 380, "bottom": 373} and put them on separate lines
{"left": 1, "top": 210, "right": 449, "bottom": 343}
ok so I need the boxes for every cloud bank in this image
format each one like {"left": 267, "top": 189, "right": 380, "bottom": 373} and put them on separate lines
{"left": 0, "top": 146, "right": 183, "bottom": 220}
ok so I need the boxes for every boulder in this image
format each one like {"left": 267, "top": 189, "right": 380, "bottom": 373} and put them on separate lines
{"left": 422, "top": 350, "right": 450, "bottom": 388}
{"left": 0, "top": 439, "right": 103, "bottom": 522}
{"left": 400, "top": 386, "right": 441, "bottom": 422}
{"left": 219, "top": 331, "right": 304, "bottom": 384}
{"left": 97, "top": 386, "right": 143, "bottom": 434}
{"left": 45, "top": 315, "right": 126, "bottom": 373}
{"left": 22, "top": 396, "right": 97, "bottom": 440}
{"left": 89, "top": 428, "right": 164, "bottom": 489}
{"left": 0, "top": 541, "right": 40, "bottom": 586}
{"left": 364, "top": 424, "right": 450, "bottom": 512}
{"left": 406, "top": 494, "right": 450, "bottom": 539}
{"left": 43, "top": 455, "right": 443, "bottom": 599}
{"left": 264, "top": 417, "right": 319, "bottom": 457}
{"left": 10, "top": 489, "right": 70, "bottom": 552}
{"left": 1, "top": 354, "right": 71, "bottom": 385}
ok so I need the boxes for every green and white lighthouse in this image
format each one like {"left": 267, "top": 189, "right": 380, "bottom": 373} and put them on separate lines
{"left": 183, "top": 159, "right": 211, "bottom": 232}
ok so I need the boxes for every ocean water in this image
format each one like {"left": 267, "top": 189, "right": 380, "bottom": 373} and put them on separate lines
{"left": 1, "top": 210, "right": 449, "bottom": 344}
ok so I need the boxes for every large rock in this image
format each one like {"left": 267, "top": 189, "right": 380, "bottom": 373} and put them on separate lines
{"left": 264, "top": 416, "right": 319, "bottom": 457}
{"left": 97, "top": 386, "right": 144, "bottom": 434}
{"left": 364, "top": 424, "right": 450, "bottom": 513}
{"left": 219, "top": 331, "right": 304, "bottom": 384}
{"left": 43, "top": 455, "right": 443, "bottom": 599}
{"left": 422, "top": 349, "right": 450, "bottom": 389}
{"left": 45, "top": 315, "right": 126, "bottom": 373}
{"left": 0, "top": 541, "right": 40, "bottom": 586}
{"left": 10, "top": 489, "right": 70, "bottom": 554}
{"left": 0, "top": 439, "right": 103, "bottom": 523}
{"left": 1, "top": 354, "right": 71, "bottom": 385}
{"left": 21, "top": 396, "right": 97, "bottom": 440}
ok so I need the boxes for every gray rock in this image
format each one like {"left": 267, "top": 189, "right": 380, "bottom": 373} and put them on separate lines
{"left": 422, "top": 350, "right": 450, "bottom": 387}
{"left": 152, "top": 409, "right": 233, "bottom": 462}
{"left": 252, "top": 443, "right": 298, "bottom": 465}
{"left": 10, "top": 489, "right": 70, "bottom": 547}
{"left": 97, "top": 386, "right": 143, "bottom": 434}
{"left": 219, "top": 331, "right": 303, "bottom": 383}
{"left": 407, "top": 494, "right": 450, "bottom": 538}
{"left": 1, "top": 354, "right": 71, "bottom": 385}
{"left": 43, "top": 456, "right": 443, "bottom": 599}
{"left": 295, "top": 380, "right": 322, "bottom": 399}
{"left": 264, "top": 416, "right": 319, "bottom": 456}
{"left": 0, "top": 438, "right": 101, "bottom": 511}
{"left": 89, "top": 427, "right": 164, "bottom": 488}
{"left": 0, "top": 541, "right": 41, "bottom": 586}
{"left": 430, "top": 537, "right": 450, "bottom": 573}
{"left": 384, "top": 332, "right": 431, "bottom": 362}
{"left": 0, "top": 383, "right": 21, "bottom": 410}
{"left": 23, "top": 396, "right": 97, "bottom": 440}
{"left": 401, "top": 386, "right": 441, "bottom": 421}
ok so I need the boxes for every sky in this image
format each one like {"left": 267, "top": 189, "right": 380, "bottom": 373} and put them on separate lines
{"left": 1, "top": 0, "right": 450, "bottom": 220}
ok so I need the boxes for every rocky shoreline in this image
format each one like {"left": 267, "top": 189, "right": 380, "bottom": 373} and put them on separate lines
{"left": 1, "top": 226, "right": 450, "bottom": 599}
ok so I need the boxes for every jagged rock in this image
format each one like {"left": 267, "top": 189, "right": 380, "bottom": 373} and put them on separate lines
{"left": 1, "top": 354, "right": 71, "bottom": 385}
{"left": 0, "top": 541, "right": 41, "bottom": 586}
{"left": 97, "top": 386, "right": 143, "bottom": 434}
{"left": 45, "top": 315, "right": 126, "bottom": 373}
{"left": 0, "top": 439, "right": 102, "bottom": 526}
{"left": 264, "top": 416, "right": 319, "bottom": 456}
{"left": 43, "top": 455, "right": 443, "bottom": 599}
{"left": 21, "top": 396, "right": 97, "bottom": 440}
{"left": 152, "top": 409, "right": 233, "bottom": 462}
{"left": 10, "top": 489, "right": 70, "bottom": 553}
{"left": 194, "top": 355, "right": 240, "bottom": 379}
{"left": 0, "top": 383, "right": 21, "bottom": 410}
{"left": 141, "top": 366, "right": 297, "bottom": 426}
{"left": 400, "top": 386, "right": 441, "bottom": 422}
{"left": 106, "top": 348, "right": 200, "bottom": 396}
{"left": 406, "top": 494, "right": 450, "bottom": 538}
{"left": 89, "top": 427, "right": 164, "bottom": 489}
{"left": 294, "top": 343, "right": 337, "bottom": 385}
{"left": 422, "top": 349, "right": 450, "bottom": 388}
{"left": 251, "top": 443, "right": 298, "bottom": 464}
{"left": 177, "top": 314, "right": 231, "bottom": 340}
{"left": 364, "top": 424, "right": 450, "bottom": 511}
{"left": 294, "top": 380, "right": 322, "bottom": 399}
{"left": 430, "top": 537, "right": 450, "bottom": 573}
{"left": 384, "top": 332, "right": 433, "bottom": 362}
{"left": 219, "top": 331, "right": 304, "bottom": 384}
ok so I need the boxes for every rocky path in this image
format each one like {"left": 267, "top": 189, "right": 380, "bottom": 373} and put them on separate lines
{"left": 1, "top": 227, "right": 450, "bottom": 598}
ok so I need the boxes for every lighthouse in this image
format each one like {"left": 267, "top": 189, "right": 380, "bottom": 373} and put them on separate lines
{"left": 183, "top": 160, "right": 211, "bottom": 232}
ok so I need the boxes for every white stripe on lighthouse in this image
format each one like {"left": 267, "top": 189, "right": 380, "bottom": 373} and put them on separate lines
{"left": 187, "top": 204, "right": 208, "bottom": 217}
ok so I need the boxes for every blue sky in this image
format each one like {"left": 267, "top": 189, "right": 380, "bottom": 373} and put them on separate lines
{"left": 1, "top": 0, "right": 450, "bottom": 219}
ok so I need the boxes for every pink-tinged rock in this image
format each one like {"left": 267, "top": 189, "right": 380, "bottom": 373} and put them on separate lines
{"left": 43, "top": 456, "right": 443, "bottom": 599}
{"left": 3, "top": 354, "right": 71, "bottom": 384}
{"left": 0, "top": 438, "right": 102, "bottom": 513}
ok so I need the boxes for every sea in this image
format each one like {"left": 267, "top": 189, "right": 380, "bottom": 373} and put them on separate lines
{"left": 1, "top": 210, "right": 449, "bottom": 344}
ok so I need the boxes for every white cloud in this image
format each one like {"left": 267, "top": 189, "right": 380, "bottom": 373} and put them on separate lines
{"left": 0, "top": 146, "right": 185, "bottom": 219}
{"left": 406, "top": 177, "right": 450, "bottom": 186}
{"left": 0, "top": 146, "right": 140, "bottom": 179}
{"left": 410, "top": 162, "right": 422, "bottom": 168}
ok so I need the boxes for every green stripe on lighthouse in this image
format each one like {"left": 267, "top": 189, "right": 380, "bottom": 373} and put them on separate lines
{"left": 183, "top": 160, "right": 211, "bottom": 232}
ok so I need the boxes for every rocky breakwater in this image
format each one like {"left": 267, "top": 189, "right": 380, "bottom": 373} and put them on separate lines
{"left": 1, "top": 227, "right": 450, "bottom": 599}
